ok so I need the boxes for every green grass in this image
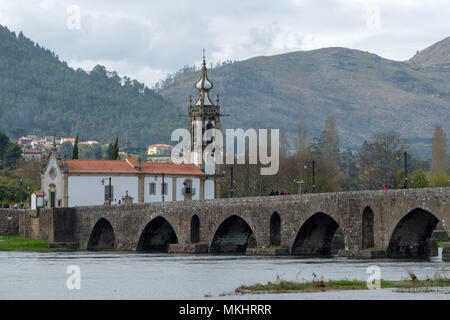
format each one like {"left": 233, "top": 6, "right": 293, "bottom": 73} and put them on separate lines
{"left": 431, "top": 238, "right": 450, "bottom": 248}
{"left": 0, "top": 236, "right": 53, "bottom": 251}
{"left": 233, "top": 277, "right": 450, "bottom": 295}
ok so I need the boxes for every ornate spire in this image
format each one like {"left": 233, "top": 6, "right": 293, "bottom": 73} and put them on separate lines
{"left": 194, "top": 52, "right": 214, "bottom": 106}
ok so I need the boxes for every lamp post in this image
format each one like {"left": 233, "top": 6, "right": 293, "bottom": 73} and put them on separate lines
{"left": 304, "top": 161, "right": 316, "bottom": 193}
{"left": 396, "top": 152, "right": 408, "bottom": 189}
{"left": 229, "top": 166, "right": 234, "bottom": 198}
{"left": 7, "top": 216, "right": 12, "bottom": 249}
{"left": 19, "top": 178, "right": 23, "bottom": 209}
{"left": 162, "top": 173, "right": 165, "bottom": 202}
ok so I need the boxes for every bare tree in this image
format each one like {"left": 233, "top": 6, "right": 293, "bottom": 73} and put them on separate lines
{"left": 323, "top": 115, "right": 339, "bottom": 165}
{"left": 296, "top": 120, "right": 307, "bottom": 154}
{"left": 430, "top": 124, "right": 448, "bottom": 175}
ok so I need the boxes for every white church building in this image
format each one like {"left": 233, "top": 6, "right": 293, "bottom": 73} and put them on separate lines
{"left": 40, "top": 153, "right": 210, "bottom": 208}
{"left": 38, "top": 56, "right": 222, "bottom": 208}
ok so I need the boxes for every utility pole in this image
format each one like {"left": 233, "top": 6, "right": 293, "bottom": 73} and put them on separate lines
{"left": 304, "top": 160, "right": 316, "bottom": 193}
{"left": 162, "top": 173, "right": 165, "bottom": 202}
{"left": 19, "top": 178, "right": 23, "bottom": 209}
{"left": 404, "top": 151, "right": 408, "bottom": 189}
{"left": 230, "top": 166, "right": 234, "bottom": 198}
{"left": 109, "top": 177, "right": 112, "bottom": 204}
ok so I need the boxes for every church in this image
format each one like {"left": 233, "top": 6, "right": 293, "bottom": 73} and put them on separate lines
{"left": 39, "top": 56, "right": 222, "bottom": 208}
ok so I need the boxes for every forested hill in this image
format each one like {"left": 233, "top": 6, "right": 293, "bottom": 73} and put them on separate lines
{"left": 157, "top": 38, "right": 450, "bottom": 156}
{"left": 0, "top": 25, "right": 183, "bottom": 147}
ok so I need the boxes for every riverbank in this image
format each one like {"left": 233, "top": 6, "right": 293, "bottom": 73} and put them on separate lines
{"left": 230, "top": 274, "right": 450, "bottom": 295}
{"left": 0, "top": 236, "right": 75, "bottom": 251}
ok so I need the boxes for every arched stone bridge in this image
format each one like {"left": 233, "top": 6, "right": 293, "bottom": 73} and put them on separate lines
{"left": 20, "top": 188, "right": 449, "bottom": 258}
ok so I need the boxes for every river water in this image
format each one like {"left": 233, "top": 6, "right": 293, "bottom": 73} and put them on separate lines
{"left": 0, "top": 249, "right": 449, "bottom": 300}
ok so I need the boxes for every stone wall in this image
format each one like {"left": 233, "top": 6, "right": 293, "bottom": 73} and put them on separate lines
{"left": 0, "top": 209, "right": 25, "bottom": 236}
{"left": 17, "top": 187, "right": 449, "bottom": 258}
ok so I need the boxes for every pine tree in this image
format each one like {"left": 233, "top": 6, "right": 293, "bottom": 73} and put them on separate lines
{"left": 111, "top": 137, "right": 119, "bottom": 160}
{"left": 430, "top": 125, "right": 447, "bottom": 175}
{"left": 72, "top": 134, "right": 79, "bottom": 159}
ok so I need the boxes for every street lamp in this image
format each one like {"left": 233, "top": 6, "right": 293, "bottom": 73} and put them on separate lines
{"left": 396, "top": 152, "right": 408, "bottom": 189}
{"left": 7, "top": 216, "right": 12, "bottom": 249}
{"left": 19, "top": 178, "right": 23, "bottom": 209}
{"left": 294, "top": 179, "right": 305, "bottom": 194}
{"left": 101, "top": 177, "right": 112, "bottom": 205}
{"left": 304, "top": 160, "right": 316, "bottom": 193}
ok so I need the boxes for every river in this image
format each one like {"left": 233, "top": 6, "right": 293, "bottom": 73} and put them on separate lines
{"left": 0, "top": 249, "right": 448, "bottom": 300}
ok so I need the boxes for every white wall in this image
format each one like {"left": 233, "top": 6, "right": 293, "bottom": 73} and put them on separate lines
{"left": 176, "top": 177, "right": 200, "bottom": 201}
{"left": 31, "top": 194, "right": 37, "bottom": 210}
{"left": 144, "top": 176, "right": 173, "bottom": 202}
{"left": 68, "top": 175, "right": 138, "bottom": 207}
{"left": 204, "top": 179, "right": 215, "bottom": 199}
{"left": 42, "top": 156, "right": 63, "bottom": 203}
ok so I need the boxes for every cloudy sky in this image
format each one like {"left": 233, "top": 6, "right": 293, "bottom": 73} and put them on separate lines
{"left": 0, "top": 0, "right": 448, "bottom": 86}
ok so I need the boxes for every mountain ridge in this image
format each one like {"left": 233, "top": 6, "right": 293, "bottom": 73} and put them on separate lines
{"left": 158, "top": 39, "right": 450, "bottom": 156}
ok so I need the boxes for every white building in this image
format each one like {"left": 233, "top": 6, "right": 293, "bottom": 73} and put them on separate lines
{"left": 40, "top": 153, "right": 210, "bottom": 208}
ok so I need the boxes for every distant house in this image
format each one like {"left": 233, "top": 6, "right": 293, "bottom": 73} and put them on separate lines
{"left": 147, "top": 144, "right": 173, "bottom": 155}
{"left": 60, "top": 137, "right": 76, "bottom": 145}
{"left": 34, "top": 144, "right": 53, "bottom": 152}
{"left": 79, "top": 140, "right": 100, "bottom": 146}
{"left": 23, "top": 148, "right": 43, "bottom": 162}
{"left": 17, "top": 137, "right": 33, "bottom": 145}
{"left": 147, "top": 144, "right": 174, "bottom": 162}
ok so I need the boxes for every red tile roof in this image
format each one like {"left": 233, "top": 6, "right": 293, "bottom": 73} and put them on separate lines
{"left": 64, "top": 156, "right": 204, "bottom": 175}
{"left": 33, "top": 190, "right": 45, "bottom": 196}
{"left": 140, "top": 162, "right": 204, "bottom": 175}
{"left": 24, "top": 149, "right": 42, "bottom": 154}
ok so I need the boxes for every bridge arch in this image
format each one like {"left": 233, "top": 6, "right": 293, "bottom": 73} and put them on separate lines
{"left": 210, "top": 215, "right": 256, "bottom": 253}
{"left": 291, "top": 212, "right": 341, "bottom": 256}
{"left": 190, "top": 215, "right": 200, "bottom": 243}
{"left": 362, "top": 206, "right": 374, "bottom": 249}
{"left": 387, "top": 208, "right": 439, "bottom": 258}
{"left": 270, "top": 212, "right": 281, "bottom": 246}
{"left": 136, "top": 216, "right": 178, "bottom": 252}
{"left": 87, "top": 218, "right": 116, "bottom": 251}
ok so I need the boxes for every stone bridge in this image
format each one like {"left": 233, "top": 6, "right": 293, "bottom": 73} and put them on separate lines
{"left": 19, "top": 187, "right": 449, "bottom": 258}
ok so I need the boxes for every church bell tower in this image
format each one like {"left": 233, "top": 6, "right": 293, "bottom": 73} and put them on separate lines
{"left": 188, "top": 54, "right": 222, "bottom": 173}
{"left": 187, "top": 53, "right": 223, "bottom": 199}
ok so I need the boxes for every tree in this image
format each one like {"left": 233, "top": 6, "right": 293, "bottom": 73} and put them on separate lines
{"left": 357, "top": 133, "right": 405, "bottom": 190}
{"left": 0, "top": 131, "right": 9, "bottom": 164}
{"left": 59, "top": 142, "right": 73, "bottom": 159}
{"left": 111, "top": 137, "right": 119, "bottom": 160}
{"left": 279, "top": 128, "right": 289, "bottom": 158}
{"left": 105, "top": 143, "right": 113, "bottom": 160}
{"left": 408, "top": 170, "right": 430, "bottom": 189}
{"left": 296, "top": 120, "right": 307, "bottom": 154}
{"left": 72, "top": 134, "right": 79, "bottom": 159}
{"left": 4, "top": 143, "right": 22, "bottom": 169}
{"left": 322, "top": 115, "right": 339, "bottom": 165}
{"left": 430, "top": 125, "right": 447, "bottom": 175}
